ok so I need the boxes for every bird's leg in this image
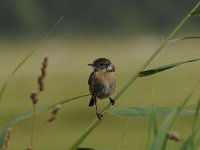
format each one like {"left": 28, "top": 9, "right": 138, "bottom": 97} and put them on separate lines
{"left": 94, "top": 97, "right": 103, "bottom": 120}
{"left": 89, "top": 95, "right": 95, "bottom": 106}
{"left": 109, "top": 97, "right": 115, "bottom": 106}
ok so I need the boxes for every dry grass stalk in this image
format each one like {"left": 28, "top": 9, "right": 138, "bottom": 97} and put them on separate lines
{"left": 30, "top": 92, "right": 38, "bottom": 105}
{"left": 28, "top": 56, "right": 49, "bottom": 149}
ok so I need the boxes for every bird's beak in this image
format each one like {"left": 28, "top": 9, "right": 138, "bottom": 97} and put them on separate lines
{"left": 88, "top": 63, "right": 93, "bottom": 66}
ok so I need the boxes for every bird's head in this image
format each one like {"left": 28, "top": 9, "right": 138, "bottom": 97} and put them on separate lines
{"left": 88, "top": 58, "right": 115, "bottom": 72}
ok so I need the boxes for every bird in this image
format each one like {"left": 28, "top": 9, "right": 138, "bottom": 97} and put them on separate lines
{"left": 88, "top": 58, "right": 116, "bottom": 119}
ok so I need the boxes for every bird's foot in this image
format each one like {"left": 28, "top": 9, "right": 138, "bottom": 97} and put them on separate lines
{"left": 96, "top": 113, "right": 103, "bottom": 120}
{"left": 109, "top": 97, "right": 115, "bottom": 106}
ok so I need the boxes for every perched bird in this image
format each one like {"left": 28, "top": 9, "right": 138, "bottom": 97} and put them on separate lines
{"left": 88, "top": 58, "right": 116, "bottom": 119}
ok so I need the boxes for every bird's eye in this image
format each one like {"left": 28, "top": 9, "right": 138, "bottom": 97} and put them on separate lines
{"left": 99, "top": 63, "right": 104, "bottom": 66}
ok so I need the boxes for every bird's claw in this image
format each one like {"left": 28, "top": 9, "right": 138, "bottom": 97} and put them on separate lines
{"left": 96, "top": 113, "right": 103, "bottom": 120}
{"left": 109, "top": 97, "right": 115, "bottom": 106}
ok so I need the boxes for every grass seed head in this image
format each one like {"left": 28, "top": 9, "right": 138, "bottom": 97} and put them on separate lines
{"left": 167, "top": 131, "right": 180, "bottom": 142}
{"left": 26, "top": 145, "right": 33, "bottom": 150}
{"left": 30, "top": 92, "right": 38, "bottom": 105}
{"left": 2, "top": 128, "right": 12, "bottom": 150}
{"left": 48, "top": 104, "right": 61, "bottom": 123}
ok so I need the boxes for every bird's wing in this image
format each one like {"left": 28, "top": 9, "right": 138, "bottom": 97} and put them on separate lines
{"left": 88, "top": 72, "right": 94, "bottom": 85}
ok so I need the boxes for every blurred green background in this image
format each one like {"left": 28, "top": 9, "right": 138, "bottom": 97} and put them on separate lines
{"left": 0, "top": 1, "right": 200, "bottom": 150}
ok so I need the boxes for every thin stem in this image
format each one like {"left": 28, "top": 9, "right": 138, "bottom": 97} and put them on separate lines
{"left": 69, "top": 2, "right": 200, "bottom": 149}
{"left": 30, "top": 105, "right": 36, "bottom": 148}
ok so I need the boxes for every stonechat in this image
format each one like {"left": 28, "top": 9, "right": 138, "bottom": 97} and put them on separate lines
{"left": 88, "top": 58, "right": 116, "bottom": 119}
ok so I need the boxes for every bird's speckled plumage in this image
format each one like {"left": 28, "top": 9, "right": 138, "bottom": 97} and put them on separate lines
{"left": 88, "top": 70, "right": 116, "bottom": 99}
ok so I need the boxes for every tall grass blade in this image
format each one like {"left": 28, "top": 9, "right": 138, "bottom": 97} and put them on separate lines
{"left": 145, "top": 107, "right": 158, "bottom": 150}
{"left": 151, "top": 106, "right": 158, "bottom": 136}
{"left": 118, "top": 116, "right": 131, "bottom": 149}
{"left": 0, "top": 16, "right": 64, "bottom": 103}
{"left": 192, "top": 129, "right": 200, "bottom": 150}
{"left": 77, "top": 148, "right": 95, "bottom": 150}
{"left": 168, "top": 36, "right": 200, "bottom": 43}
{"left": 69, "top": 120, "right": 101, "bottom": 150}
{"left": 149, "top": 79, "right": 200, "bottom": 150}
{"left": 192, "top": 97, "right": 200, "bottom": 131}
{"left": 191, "top": 10, "right": 200, "bottom": 17}
{"left": 78, "top": 148, "right": 118, "bottom": 150}
{"left": 139, "top": 58, "right": 200, "bottom": 77}
{"left": 0, "top": 94, "right": 90, "bottom": 148}
{"left": 179, "top": 128, "right": 199, "bottom": 150}
{"left": 108, "top": 106, "right": 195, "bottom": 118}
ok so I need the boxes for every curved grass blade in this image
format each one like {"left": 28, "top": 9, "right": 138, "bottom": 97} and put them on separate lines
{"left": 145, "top": 106, "right": 158, "bottom": 150}
{"left": 0, "top": 94, "right": 90, "bottom": 148}
{"left": 191, "top": 10, "right": 200, "bottom": 17}
{"left": 118, "top": 116, "right": 131, "bottom": 149}
{"left": 139, "top": 58, "right": 200, "bottom": 77}
{"left": 192, "top": 129, "right": 200, "bottom": 150}
{"left": 151, "top": 106, "right": 158, "bottom": 136}
{"left": 78, "top": 148, "right": 116, "bottom": 150}
{"left": 179, "top": 128, "right": 200, "bottom": 150}
{"left": 108, "top": 106, "right": 195, "bottom": 118}
{"left": 192, "top": 97, "right": 200, "bottom": 131}
{"left": 77, "top": 148, "right": 96, "bottom": 150}
{"left": 0, "top": 16, "right": 64, "bottom": 103}
{"left": 69, "top": 119, "right": 100, "bottom": 150}
{"left": 149, "top": 79, "right": 200, "bottom": 150}
{"left": 168, "top": 36, "right": 200, "bottom": 43}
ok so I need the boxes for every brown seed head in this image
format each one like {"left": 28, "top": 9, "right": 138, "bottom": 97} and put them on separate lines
{"left": 3, "top": 128, "right": 12, "bottom": 150}
{"left": 38, "top": 75, "right": 44, "bottom": 92}
{"left": 48, "top": 115, "right": 56, "bottom": 122}
{"left": 30, "top": 92, "right": 38, "bottom": 105}
{"left": 42, "top": 56, "right": 48, "bottom": 69}
{"left": 167, "top": 131, "right": 180, "bottom": 142}
{"left": 48, "top": 104, "right": 61, "bottom": 123}
{"left": 41, "top": 67, "right": 46, "bottom": 77}
{"left": 26, "top": 145, "right": 33, "bottom": 150}
{"left": 52, "top": 104, "right": 61, "bottom": 115}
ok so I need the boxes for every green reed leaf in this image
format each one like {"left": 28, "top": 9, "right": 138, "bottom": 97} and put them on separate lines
{"left": 78, "top": 148, "right": 116, "bottom": 150}
{"left": 149, "top": 79, "right": 200, "bottom": 150}
{"left": 108, "top": 106, "right": 195, "bottom": 118}
{"left": 139, "top": 58, "right": 200, "bottom": 77}
{"left": 77, "top": 148, "right": 96, "bottom": 150}
{"left": 191, "top": 10, "right": 200, "bottom": 17}
{"left": 179, "top": 129, "right": 199, "bottom": 150}
{"left": 168, "top": 36, "right": 200, "bottom": 43}
{"left": 192, "top": 97, "right": 200, "bottom": 130}
{"left": 0, "top": 94, "right": 90, "bottom": 149}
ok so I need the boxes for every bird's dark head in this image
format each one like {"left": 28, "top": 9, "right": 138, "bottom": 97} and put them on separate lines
{"left": 88, "top": 58, "right": 115, "bottom": 72}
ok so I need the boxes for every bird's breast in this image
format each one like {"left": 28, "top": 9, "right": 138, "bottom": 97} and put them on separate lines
{"left": 89, "top": 71, "right": 116, "bottom": 99}
{"left": 95, "top": 71, "right": 116, "bottom": 86}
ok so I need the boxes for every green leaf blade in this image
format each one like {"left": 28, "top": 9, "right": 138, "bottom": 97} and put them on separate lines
{"left": 191, "top": 10, "right": 200, "bottom": 17}
{"left": 108, "top": 106, "right": 195, "bottom": 118}
{"left": 0, "top": 94, "right": 90, "bottom": 149}
{"left": 139, "top": 58, "right": 200, "bottom": 77}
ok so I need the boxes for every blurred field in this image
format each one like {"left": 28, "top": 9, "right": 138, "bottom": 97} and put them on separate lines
{"left": 0, "top": 36, "right": 200, "bottom": 149}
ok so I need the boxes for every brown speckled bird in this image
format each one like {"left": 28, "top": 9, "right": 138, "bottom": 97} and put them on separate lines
{"left": 88, "top": 58, "right": 116, "bottom": 119}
